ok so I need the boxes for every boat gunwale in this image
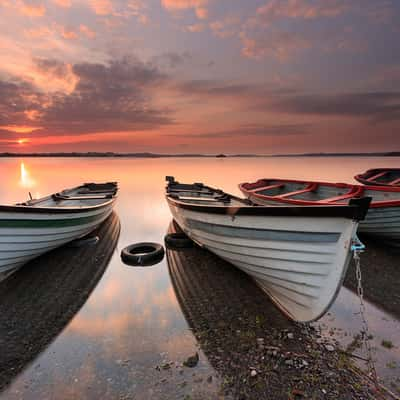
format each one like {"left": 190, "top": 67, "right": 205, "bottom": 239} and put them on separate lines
{"left": 239, "top": 178, "right": 400, "bottom": 208}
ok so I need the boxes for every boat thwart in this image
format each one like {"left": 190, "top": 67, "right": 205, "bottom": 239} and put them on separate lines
{"left": 165, "top": 176, "right": 371, "bottom": 322}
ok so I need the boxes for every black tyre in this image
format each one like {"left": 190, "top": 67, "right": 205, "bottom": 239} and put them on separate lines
{"left": 164, "top": 232, "right": 193, "bottom": 249}
{"left": 121, "top": 242, "right": 165, "bottom": 266}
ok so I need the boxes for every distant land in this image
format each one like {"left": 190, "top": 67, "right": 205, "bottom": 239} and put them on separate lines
{"left": 0, "top": 151, "right": 399, "bottom": 158}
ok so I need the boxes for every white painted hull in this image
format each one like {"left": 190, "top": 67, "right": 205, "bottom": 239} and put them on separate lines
{"left": 168, "top": 202, "right": 358, "bottom": 322}
{"left": 359, "top": 207, "right": 400, "bottom": 246}
{"left": 246, "top": 193, "right": 400, "bottom": 246}
{"left": 0, "top": 205, "right": 115, "bottom": 274}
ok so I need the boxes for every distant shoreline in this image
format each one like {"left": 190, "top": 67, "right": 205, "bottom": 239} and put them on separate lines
{"left": 0, "top": 152, "right": 399, "bottom": 158}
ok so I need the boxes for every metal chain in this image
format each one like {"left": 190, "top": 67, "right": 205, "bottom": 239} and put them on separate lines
{"left": 353, "top": 249, "right": 380, "bottom": 390}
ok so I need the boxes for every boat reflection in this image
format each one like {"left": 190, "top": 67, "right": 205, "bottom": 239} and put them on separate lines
{"left": 0, "top": 212, "right": 120, "bottom": 391}
{"left": 166, "top": 221, "right": 301, "bottom": 396}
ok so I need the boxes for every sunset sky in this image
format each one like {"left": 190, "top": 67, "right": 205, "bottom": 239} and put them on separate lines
{"left": 0, "top": 0, "right": 399, "bottom": 154}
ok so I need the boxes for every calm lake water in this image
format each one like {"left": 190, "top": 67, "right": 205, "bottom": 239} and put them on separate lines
{"left": 0, "top": 156, "right": 399, "bottom": 399}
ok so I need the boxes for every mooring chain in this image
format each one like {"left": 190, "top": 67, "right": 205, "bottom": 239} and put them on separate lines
{"left": 353, "top": 247, "right": 380, "bottom": 391}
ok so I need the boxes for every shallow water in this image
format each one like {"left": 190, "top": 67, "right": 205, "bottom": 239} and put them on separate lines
{"left": 0, "top": 156, "right": 399, "bottom": 398}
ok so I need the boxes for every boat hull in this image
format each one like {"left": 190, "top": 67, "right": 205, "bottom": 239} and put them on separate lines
{"left": 167, "top": 201, "right": 358, "bottom": 322}
{"left": 0, "top": 203, "right": 115, "bottom": 274}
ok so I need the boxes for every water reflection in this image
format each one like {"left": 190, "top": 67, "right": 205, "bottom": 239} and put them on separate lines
{"left": 0, "top": 212, "right": 120, "bottom": 391}
{"left": 18, "top": 162, "right": 36, "bottom": 189}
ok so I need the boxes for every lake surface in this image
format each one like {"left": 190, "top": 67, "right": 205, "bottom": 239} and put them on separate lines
{"left": 0, "top": 156, "right": 399, "bottom": 399}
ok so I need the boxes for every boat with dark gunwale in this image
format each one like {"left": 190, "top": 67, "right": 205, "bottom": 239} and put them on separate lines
{"left": 165, "top": 176, "right": 370, "bottom": 322}
{"left": 0, "top": 182, "right": 117, "bottom": 275}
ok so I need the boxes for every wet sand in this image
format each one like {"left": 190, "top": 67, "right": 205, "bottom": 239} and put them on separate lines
{"left": 0, "top": 213, "right": 120, "bottom": 391}
{"left": 345, "top": 236, "right": 400, "bottom": 319}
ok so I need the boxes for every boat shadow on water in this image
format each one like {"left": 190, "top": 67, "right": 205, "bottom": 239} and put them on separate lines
{"left": 0, "top": 212, "right": 120, "bottom": 392}
{"left": 166, "top": 222, "right": 375, "bottom": 399}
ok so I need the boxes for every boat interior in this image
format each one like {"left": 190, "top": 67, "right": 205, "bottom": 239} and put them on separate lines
{"left": 361, "top": 170, "right": 400, "bottom": 186}
{"left": 166, "top": 177, "right": 247, "bottom": 207}
{"left": 17, "top": 182, "right": 118, "bottom": 208}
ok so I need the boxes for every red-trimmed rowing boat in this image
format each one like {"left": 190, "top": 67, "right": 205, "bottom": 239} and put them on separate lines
{"left": 240, "top": 178, "right": 400, "bottom": 246}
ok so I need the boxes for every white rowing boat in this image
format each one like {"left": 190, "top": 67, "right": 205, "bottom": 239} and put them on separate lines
{"left": 0, "top": 182, "right": 117, "bottom": 275}
{"left": 165, "top": 177, "right": 371, "bottom": 323}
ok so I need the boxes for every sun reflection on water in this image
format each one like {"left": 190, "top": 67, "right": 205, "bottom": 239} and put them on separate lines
{"left": 18, "top": 162, "right": 36, "bottom": 189}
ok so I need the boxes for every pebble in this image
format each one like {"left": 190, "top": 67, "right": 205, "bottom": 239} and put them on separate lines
{"left": 250, "top": 369, "right": 257, "bottom": 377}
{"left": 287, "top": 333, "right": 294, "bottom": 339}
{"left": 325, "top": 344, "right": 335, "bottom": 352}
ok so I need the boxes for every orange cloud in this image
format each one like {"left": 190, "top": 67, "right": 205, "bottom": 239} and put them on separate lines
{"left": 60, "top": 26, "right": 78, "bottom": 40}
{"left": 52, "top": 0, "right": 72, "bottom": 7}
{"left": 18, "top": 0, "right": 46, "bottom": 17}
{"left": 162, "top": 0, "right": 209, "bottom": 19}
{"left": 89, "top": 0, "right": 113, "bottom": 15}
{"left": 24, "top": 26, "right": 53, "bottom": 38}
{"left": 0, "top": 125, "right": 42, "bottom": 133}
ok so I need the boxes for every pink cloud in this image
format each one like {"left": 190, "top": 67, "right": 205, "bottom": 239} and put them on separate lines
{"left": 80, "top": 24, "right": 96, "bottom": 38}
{"left": 210, "top": 16, "right": 240, "bottom": 38}
{"left": 186, "top": 23, "right": 205, "bottom": 33}
{"left": 240, "top": 30, "right": 310, "bottom": 60}
{"left": 256, "top": 0, "right": 349, "bottom": 25}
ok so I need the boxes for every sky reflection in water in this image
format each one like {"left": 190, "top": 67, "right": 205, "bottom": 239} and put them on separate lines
{"left": 0, "top": 157, "right": 399, "bottom": 398}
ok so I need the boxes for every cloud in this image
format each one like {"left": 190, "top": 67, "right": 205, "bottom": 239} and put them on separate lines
{"left": 254, "top": 0, "right": 349, "bottom": 26}
{"left": 87, "top": 0, "right": 148, "bottom": 22}
{"left": 152, "top": 52, "right": 192, "bottom": 68}
{"left": 209, "top": 16, "right": 240, "bottom": 38}
{"left": 17, "top": 0, "right": 46, "bottom": 16}
{"left": 80, "top": 24, "right": 96, "bottom": 38}
{"left": 272, "top": 92, "right": 400, "bottom": 122}
{"left": 171, "top": 123, "right": 312, "bottom": 139}
{"left": 52, "top": 0, "right": 72, "bottom": 7}
{"left": 185, "top": 23, "right": 205, "bottom": 32}
{"left": 60, "top": 26, "right": 78, "bottom": 40}
{"left": 88, "top": 0, "right": 112, "bottom": 15}
{"left": 0, "top": 57, "right": 173, "bottom": 138}
{"left": 240, "top": 30, "right": 310, "bottom": 60}
{"left": 161, "top": 0, "right": 209, "bottom": 20}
